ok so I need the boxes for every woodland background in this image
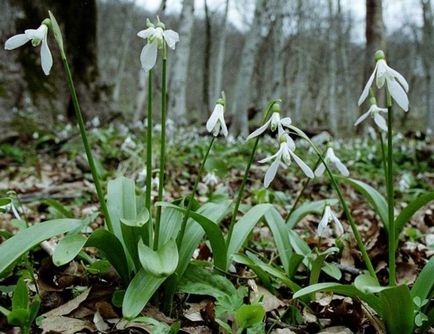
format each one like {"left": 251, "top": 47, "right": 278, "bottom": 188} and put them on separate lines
{"left": 0, "top": 0, "right": 433, "bottom": 139}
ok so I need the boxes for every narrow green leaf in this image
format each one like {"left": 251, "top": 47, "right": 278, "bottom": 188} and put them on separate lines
{"left": 138, "top": 239, "right": 178, "bottom": 277}
{"left": 354, "top": 273, "right": 388, "bottom": 294}
{"left": 52, "top": 234, "right": 87, "bottom": 266}
{"left": 158, "top": 202, "right": 227, "bottom": 271}
{"left": 293, "top": 282, "right": 383, "bottom": 315}
{"left": 411, "top": 256, "right": 434, "bottom": 301}
{"left": 12, "top": 278, "right": 28, "bottom": 311}
{"left": 234, "top": 304, "right": 265, "bottom": 329}
{"left": 48, "top": 11, "right": 65, "bottom": 57}
{"left": 286, "top": 199, "right": 338, "bottom": 229}
{"left": 7, "top": 308, "right": 29, "bottom": 327}
{"left": 0, "top": 219, "right": 82, "bottom": 275}
{"left": 232, "top": 254, "right": 273, "bottom": 291}
{"left": 41, "top": 199, "right": 73, "bottom": 218}
{"left": 28, "top": 295, "right": 41, "bottom": 324}
{"left": 122, "top": 269, "right": 166, "bottom": 319}
{"left": 341, "top": 177, "right": 388, "bottom": 230}
{"left": 120, "top": 208, "right": 149, "bottom": 227}
{"left": 395, "top": 192, "right": 434, "bottom": 242}
{"left": 379, "top": 285, "right": 414, "bottom": 334}
{"left": 227, "top": 204, "right": 272, "bottom": 268}
{"left": 86, "top": 229, "right": 130, "bottom": 284}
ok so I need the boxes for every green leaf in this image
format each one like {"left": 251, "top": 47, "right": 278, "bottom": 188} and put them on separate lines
{"left": 395, "top": 192, "right": 434, "bottom": 242}
{"left": 292, "top": 282, "right": 383, "bottom": 315}
{"left": 0, "top": 305, "right": 10, "bottom": 317}
{"left": 122, "top": 269, "right": 166, "bottom": 319}
{"left": 85, "top": 229, "right": 130, "bottom": 284}
{"left": 379, "top": 285, "right": 414, "bottom": 334}
{"left": 263, "top": 207, "right": 294, "bottom": 275}
{"left": 120, "top": 208, "right": 149, "bottom": 227}
{"left": 86, "top": 260, "right": 111, "bottom": 274}
{"left": 341, "top": 177, "right": 388, "bottom": 230}
{"left": 52, "top": 234, "right": 87, "bottom": 266}
{"left": 309, "top": 248, "right": 338, "bottom": 286}
{"left": 41, "top": 199, "right": 73, "bottom": 218}
{"left": 138, "top": 239, "right": 178, "bottom": 277}
{"left": 28, "top": 295, "right": 41, "bottom": 325}
{"left": 7, "top": 308, "right": 29, "bottom": 327}
{"left": 232, "top": 254, "right": 273, "bottom": 291}
{"left": 48, "top": 11, "right": 65, "bottom": 57}
{"left": 234, "top": 304, "right": 265, "bottom": 329}
{"left": 12, "top": 278, "right": 28, "bottom": 311}
{"left": 158, "top": 202, "right": 227, "bottom": 271}
{"left": 286, "top": 199, "right": 338, "bottom": 229}
{"left": 411, "top": 256, "right": 434, "bottom": 301}
{"left": 354, "top": 273, "right": 388, "bottom": 294}
{"left": 227, "top": 204, "right": 272, "bottom": 268}
{"left": 0, "top": 219, "right": 82, "bottom": 275}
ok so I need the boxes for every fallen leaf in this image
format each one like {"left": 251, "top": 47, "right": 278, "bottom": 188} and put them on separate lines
{"left": 41, "top": 287, "right": 91, "bottom": 318}
{"left": 40, "top": 316, "right": 95, "bottom": 334}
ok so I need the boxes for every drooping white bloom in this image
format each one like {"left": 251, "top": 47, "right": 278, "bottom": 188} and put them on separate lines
{"left": 358, "top": 50, "right": 409, "bottom": 111}
{"left": 317, "top": 205, "right": 344, "bottom": 237}
{"left": 354, "top": 98, "right": 388, "bottom": 131}
{"left": 246, "top": 103, "right": 292, "bottom": 140}
{"left": 0, "top": 198, "right": 21, "bottom": 220}
{"left": 137, "top": 19, "right": 179, "bottom": 71}
{"left": 203, "top": 172, "right": 219, "bottom": 186}
{"left": 315, "top": 147, "right": 349, "bottom": 177}
{"left": 259, "top": 134, "right": 314, "bottom": 188}
{"left": 206, "top": 98, "right": 228, "bottom": 137}
{"left": 4, "top": 20, "right": 53, "bottom": 75}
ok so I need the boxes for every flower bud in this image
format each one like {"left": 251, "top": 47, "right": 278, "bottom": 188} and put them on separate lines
{"left": 146, "top": 18, "right": 154, "bottom": 28}
{"left": 42, "top": 18, "right": 52, "bottom": 29}
{"left": 271, "top": 102, "right": 281, "bottom": 113}
{"left": 216, "top": 98, "right": 225, "bottom": 106}
{"left": 375, "top": 50, "right": 385, "bottom": 61}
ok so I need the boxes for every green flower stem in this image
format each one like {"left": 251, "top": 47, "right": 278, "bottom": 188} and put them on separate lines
{"left": 285, "top": 157, "right": 322, "bottom": 223}
{"left": 226, "top": 100, "right": 279, "bottom": 247}
{"left": 177, "top": 136, "right": 216, "bottom": 247}
{"left": 386, "top": 93, "right": 396, "bottom": 286}
{"left": 154, "top": 47, "right": 168, "bottom": 250}
{"left": 289, "top": 126, "right": 378, "bottom": 282}
{"left": 61, "top": 57, "right": 113, "bottom": 233}
{"left": 146, "top": 69, "right": 154, "bottom": 247}
{"left": 379, "top": 132, "right": 388, "bottom": 186}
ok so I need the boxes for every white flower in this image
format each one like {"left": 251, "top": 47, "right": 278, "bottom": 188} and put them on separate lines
{"left": 247, "top": 106, "right": 292, "bottom": 140}
{"left": 315, "top": 147, "right": 349, "bottom": 177}
{"left": 354, "top": 100, "right": 388, "bottom": 131}
{"left": 358, "top": 50, "right": 409, "bottom": 111}
{"left": 317, "top": 205, "right": 344, "bottom": 237}
{"left": 259, "top": 134, "right": 314, "bottom": 188}
{"left": 137, "top": 19, "right": 179, "bottom": 71}
{"left": 121, "top": 136, "right": 136, "bottom": 150}
{"left": 206, "top": 99, "right": 228, "bottom": 137}
{"left": 0, "top": 198, "right": 21, "bottom": 220}
{"left": 203, "top": 172, "right": 218, "bottom": 186}
{"left": 5, "top": 21, "right": 53, "bottom": 75}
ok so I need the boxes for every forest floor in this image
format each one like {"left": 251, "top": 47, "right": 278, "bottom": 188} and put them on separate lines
{"left": 0, "top": 123, "right": 433, "bottom": 333}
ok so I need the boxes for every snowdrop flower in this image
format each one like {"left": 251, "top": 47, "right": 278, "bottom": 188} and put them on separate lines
{"left": 317, "top": 205, "right": 344, "bottom": 237}
{"left": 358, "top": 50, "right": 409, "bottom": 111}
{"left": 354, "top": 97, "right": 388, "bottom": 131}
{"left": 259, "top": 134, "right": 314, "bottom": 188}
{"left": 121, "top": 136, "right": 136, "bottom": 151}
{"left": 4, "top": 19, "right": 53, "bottom": 75}
{"left": 206, "top": 96, "right": 228, "bottom": 137}
{"left": 137, "top": 18, "right": 179, "bottom": 71}
{"left": 0, "top": 198, "right": 21, "bottom": 220}
{"left": 315, "top": 147, "right": 349, "bottom": 177}
{"left": 246, "top": 103, "right": 292, "bottom": 140}
{"left": 203, "top": 172, "right": 219, "bottom": 187}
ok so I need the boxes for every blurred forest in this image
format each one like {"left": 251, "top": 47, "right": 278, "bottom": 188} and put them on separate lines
{"left": 0, "top": 0, "right": 433, "bottom": 139}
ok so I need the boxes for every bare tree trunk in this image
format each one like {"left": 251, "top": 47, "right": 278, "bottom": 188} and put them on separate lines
{"left": 212, "top": 0, "right": 229, "bottom": 103}
{"left": 202, "top": 0, "right": 211, "bottom": 113}
{"left": 232, "top": 0, "right": 269, "bottom": 137}
{"left": 270, "top": 0, "right": 285, "bottom": 101}
{"left": 421, "top": 0, "right": 434, "bottom": 132}
{"left": 327, "top": 0, "right": 338, "bottom": 135}
{"left": 170, "top": 0, "right": 195, "bottom": 123}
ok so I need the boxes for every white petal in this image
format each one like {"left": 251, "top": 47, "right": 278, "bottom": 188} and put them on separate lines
{"left": 374, "top": 113, "right": 388, "bottom": 131}
{"left": 280, "top": 117, "right": 292, "bottom": 127}
{"left": 388, "top": 67, "right": 409, "bottom": 92}
{"left": 314, "top": 163, "right": 326, "bottom": 177}
{"left": 246, "top": 119, "right": 271, "bottom": 140}
{"left": 24, "top": 28, "right": 44, "bottom": 40}
{"left": 330, "top": 211, "right": 344, "bottom": 236}
{"left": 285, "top": 135, "right": 296, "bottom": 151}
{"left": 334, "top": 158, "right": 349, "bottom": 177}
{"left": 140, "top": 43, "right": 158, "bottom": 71}
{"left": 4, "top": 34, "right": 29, "bottom": 50}
{"left": 163, "top": 30, "right": 179, "bottom": 49}
{"left": 206, "top": 105, "right": 221, "bottom": 133}
{"left": 354, "top": 110, "right": 371, "bottom": 126}
{"left": 376, "top": 60, "right": 387, "bottom": 88}
{"left": 358, "top": 65, "right": 376, "bottom": 106}
{"left": 40, "top": 37, "right": 53, "bottom": 75}
{"left": 137, "top": 27, "right": 155, "bottom": 39}
{"left": 258, "top": 148, "right": 281, "bottom": 164}
{"left": 264, "top": 158, "right": 280, "bottom": 188}
{"left": 318, "top": 208, "right": 331, "bottom": 237}
{"left": 387, "top": 78, "right": 409, "bottom": 111}
{"left": 219, "top": 113, "right": 228, "bottom": 137}
{"left": 289, "top": 150, "right": 314, "bottom": 178}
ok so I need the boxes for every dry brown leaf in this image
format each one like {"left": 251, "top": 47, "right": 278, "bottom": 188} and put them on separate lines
{"left": 41, "top": 287, "right": 91, "bottom": 318}
{"left": 318, "top": 326, "right": 353, "bottom": 334}
{"left": 40, "top": 316, "right": 95, "bottom": 334}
